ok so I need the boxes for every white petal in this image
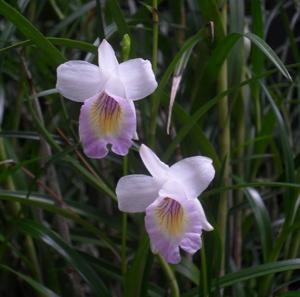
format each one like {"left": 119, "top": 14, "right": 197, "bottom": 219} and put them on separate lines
{"left": 116, "top": 174, "right": 160, "bottom": 213}
{"left": 98, "top": 39, "right": 119, "bottom": 75}
{"left": 169, "top": 156, "right": 215, "bottom": 199}
{"left": 196, "top": 199, "right": 214, "bottom": 231}
{"left": 119, "top": 58, "right": 158, "bottom": 100}
{"left": 105, "top": 76, "right": 126, "bottom": 98}
{"left": 139, "top": 144, "right": 169, "bottom": 179}
{"left": 56, "top": 61, "right": 105, "bottom": 102}
{"left": 159, "top": 179, "right": 187, "bottom": 202}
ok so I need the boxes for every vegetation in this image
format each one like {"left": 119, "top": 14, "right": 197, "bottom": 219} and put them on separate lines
{"left": 0, "top": 0, "right": 300, "bottom": 296}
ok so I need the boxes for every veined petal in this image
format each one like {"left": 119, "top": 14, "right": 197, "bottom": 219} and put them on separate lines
{"left": 119, "top": 58, "right": 158, "bottom": 100}
{"left": 79, "top": 92, "right": 136, "bottom": 158}
{"left": 169, "top": 156, "right": 215, "bottom": 199}
{"left": 139, "top": 144, "right": 169, "bottom": 179}
{"left": 145, "top": 180, "right": 213, "bottom": 264}
{"left": 161, "top": 180, "right": 213, "bottom": 233}
{"left": 56, "top": 61, "right": 105, "bottom": 102}
{"left": 145, "top": 196, "right": 183, "bottom": 264}
{"left": 116, "top": 175, "right": 160, "bottom": 212}
{"left": 98, "top": 39, "right": 119, "bottom": 75}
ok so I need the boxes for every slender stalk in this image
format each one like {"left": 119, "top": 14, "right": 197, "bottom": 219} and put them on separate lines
{"left": 121, "top": 155, "right": 128, "bottom": 277}
{"left": 234, "top": 67, "right": 246, "bottom": 269}
{"left": 151, "top": 0, "right": 158, "bottom": 74}
{"left": 260, "top": 206, "right": 300, "bottom": 295}
{"left": 121, "top": 35, "right": 130, "bottom": 279}
{"left": 49, "top": 0, "right": 64, "bottom": 20}
{"left": 283, "top": 228, "right": 300, "bottom": 285}
{"left": 149, "top": 0, "right": 159, "bottom": 147}
{"left": 217, "top": 2, "right": 231, "bottom": 279}
{"left": 157, "top": 255, "right": 180, "bottom": 297}
{"left": 200, "top": 242, "right": 208, "bottom": 297}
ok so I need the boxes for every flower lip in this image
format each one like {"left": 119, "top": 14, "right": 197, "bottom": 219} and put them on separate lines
{"left": 89, "top": 93, "right": 123, "bottom": 137}
{"left": 153, "top": 197, "right": 186, "bottom": 237}
{"left": 145, "top": 187, "right": 208, "bottom": 264}
{"left": 79, "top": 91, "right": 136, "bottom": 159}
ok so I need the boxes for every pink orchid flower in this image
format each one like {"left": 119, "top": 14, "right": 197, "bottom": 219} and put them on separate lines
{"left": 116, "top": 144, "right": 215, "bottom": 264}
{"left": 56, "top": 40, "right": 157, "bottom": 158}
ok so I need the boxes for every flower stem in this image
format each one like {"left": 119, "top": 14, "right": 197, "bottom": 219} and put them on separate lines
{"left": 157, "top": 255, "right": 180, "bottom": 297}
{"left": 234, "top": 65, "right": 246, "bottom": 269}
{"left": 152, "top": 0, "right": 158, "bottom": 74}
{"left": 121, "top": 155, "right": 128, "bottom": 277}
{"left": 149, "top": 0, "right": 159, "bottom": 147}
{"left": 200, "top": 242, "right": 208, "bottom": 297}
{"left": 217, "top": 1, "right": 231, "bottom": 279}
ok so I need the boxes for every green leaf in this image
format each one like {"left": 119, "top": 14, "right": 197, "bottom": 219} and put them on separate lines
{"left": 0, "top": 0, "right": 65, "bottom": 66}
{"left": 0, "top": 37, "right": 97, "bottom": 54}
{"left": 261, "top": 83, "right": 296, "bottom": 219}
{"left": 197, "top": 0, "right": 225, "bottom": 40}
{"left": 107, "top": 0, "right": 130, "bottom": 37}
{"left": 16, "top": 219, "right": 111, "bottom": 297}
{"left": 0, "top": 264, "right": 60, "bottom": 297}
{"left": 49, "top": 1, "right": 96, "bottom": 36}
{"left": 0, "top": 190, "right": 120, "bottom": 259}
{"left": 242, "top": 186, "right": 273, "bottom": 261}
{"left": 175, "top": 258, "right": 199, "bottom": 285}
{"left": 279, "top": 292, "right": 300, "bottom": 297}
{"left": 124, "top": 235, "right": 151, "bottom": 297}
{"left": 169, "top": 99, "right": 220, "bottom": 170}
{"left": 183, "top": 259, "right": 300, "bottom": 296}
{"left": 245, "top": 32, "right": 292, "bottom": 81}
{"left": 217, "top": 259, "right": 300, "bottom": 288}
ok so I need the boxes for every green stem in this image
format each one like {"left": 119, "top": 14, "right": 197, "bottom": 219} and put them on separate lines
{"left": 217, "top": 2, "right": 231, "bottom": 279}
{"left": 49, "top": 0, "right": 64, "bottom": 20}
{"left": 151, "top": 0, "right": 158, "bottom": 74}
{"left": 149, "top": 0, "right": 159, "bottom": 147}
{"left": 234, "top": 69, "right": 246, "bottom": 269}
{"left": 121, "top": 155, "right": 128, "bottom": 277}
{"left": 200, "top": 242, "right": 208, "bottom": 297}
{"left": 157, "top": 255, "right": 180, "bottom": 297}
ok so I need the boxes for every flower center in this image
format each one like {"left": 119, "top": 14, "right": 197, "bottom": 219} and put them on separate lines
{"left": 154, "top": 198, "right": 185, "bottom": 237}
{"left": 90, "top": 93, "right": 122, "bottom": 136}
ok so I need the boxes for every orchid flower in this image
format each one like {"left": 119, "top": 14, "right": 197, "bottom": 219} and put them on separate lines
{"left": 116, "top": 144, "right": 215, "bottom": 264}
{"left": 56, "top": 40, "right": 157, "bottom": 158}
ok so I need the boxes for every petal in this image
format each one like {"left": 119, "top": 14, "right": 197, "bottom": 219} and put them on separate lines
{"left": 56, "top": 61, "right": 105, "bottom": 102}
{"left": 98, "top": 39, "right": 119, "bottom": 75}
{"left": 161, "top": 180, "right": 213, "bottom": 232}
{"left": 179, "top": 198, "right": 213, "bottom": 255}
{"left": 180, "top": 233, "right": 202, "bottom": 254}
{"left": 145, "top": 180, "right": 213, "bottom": 263}
{"left": 169, "top": 156, "right": 215, "bottom": 199}
{"left": 159, "top": 179, "right": 187, "bottom": 202}
{"left": 116, "top": 175, "right": 160, "bottom": 212}
{"left": 145, "top": 197, "right": 183, "bottom": 264}
{"left": 79, "top": 92, "right": 136, "bottom": 158}
{"left": 119, "top": 58, "right": 158, "bottom": 100}
{"left": 139, "top": 144, "right": 169, "bottom": 179}
{"left": 105, "top": 76, "right": 126, "bottom": 98}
